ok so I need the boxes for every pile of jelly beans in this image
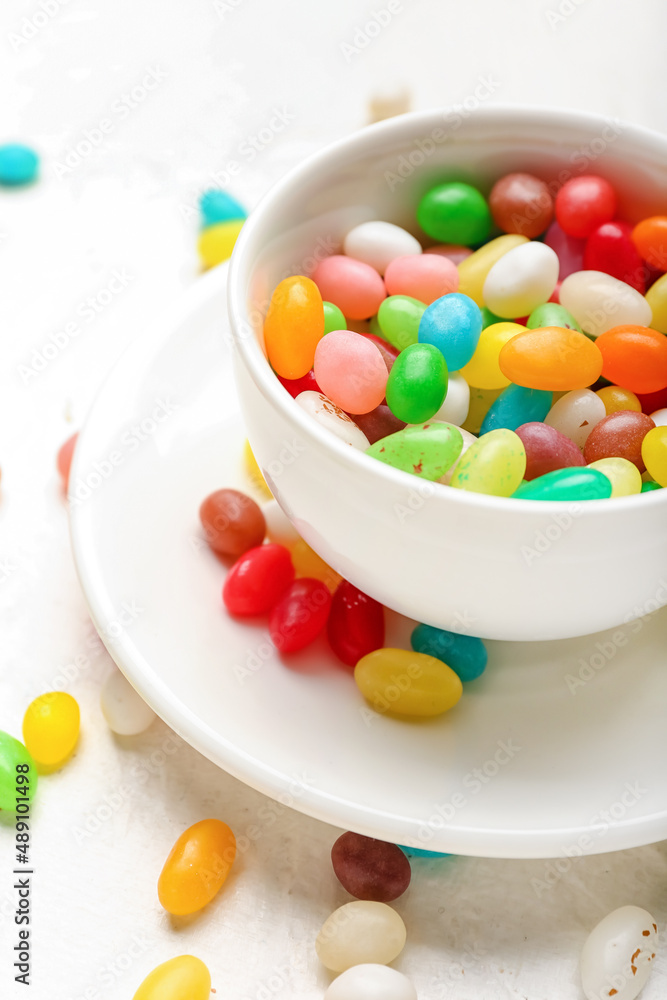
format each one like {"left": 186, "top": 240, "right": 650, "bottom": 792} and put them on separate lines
{"left": 263, "top": 172, "right": 667, "bottom": 501}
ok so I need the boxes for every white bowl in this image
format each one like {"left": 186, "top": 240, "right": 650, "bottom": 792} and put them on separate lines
{"left": 228, "top": 107, "right": 667, "bottom": 641}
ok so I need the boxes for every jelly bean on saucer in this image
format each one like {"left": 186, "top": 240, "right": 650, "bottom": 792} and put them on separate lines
{"left": 526, "top": 302, "right": 582, "bottom": 332}
{"left": 641, "top": 425, "right": 667, "bottom": 485}
{"left": 483, "top": 241, "right": 559, "bottom": 318}
{"left": 588, "top": 457, "right": 642, "bottom": 497}
{"left": 158, "top": 818, "right": 236, "bottom": 915}
{"left": 343, "top": 221, "right": 421, "bottom": 275}
{"left": 425, "top": 243, "right": 472, "bottom": 265}
{"left": 355, "top": 648, "right": 462, "bottom": 717}
{"left": 101, "top": 670, "right": 156, "bottom": 736}
{"left": 544, "top": 388, "right": 606, "bottom": 447}
{"left": 499, "top": 327, "right": 603, "bottom": 390}
{"left": 269, "top": 578, "right": 332, "bottom": 652}
{"left": 289, "top": 538, "right": 342, "bottom": 592}
{"left": 596, "top": 324, "right": 667, "bottom": 393}
{"left": 596, "top": 385, "right": 642, "bottom": 414}
{"left": 132, "top": 956, "right": 211, "bottom": 1000}
{"left": 199, "top": 188, "right": 246, "bottom": 228}
{"left": 327, "top": 581, "right": 385, "bottom": 667}
{"left": 433, "top": 371, "right": 470, "bottom": 426}
{"left": 324, "top": 964, "right": 417, "bottom": 1000}
{"left": 418, "top": 292, "right": 482, "bottom": 370}
{"left": 323, "top": 301, "right": 347, "bottom": 334}
{"left": 583, "top": 410, "right": 656, "bottom": 472}
{"left": 411, "top": 623, "right": 487, "bottom": 682}
{"left": 366, "top": 421, "right": 463, "bottom": 480}
{"left": 457, "top": 234, "right": 528, "bottom": 306}
{"left": 331, "top": 832, "right": 411, "bottom": 902}
{"left": 360, "top": 333, "right": 400, "bottom": 374}
{"left": 199, "top": 488, "right": 266, "bottom": 557}
{"left": 296, "top": 391, "right": 371, "bottom": 450}
{"left": 559, "top": 271, "right": 652, "bottom": 337}
{"left": 489, "top": 172, "right": 554, "bottom": 237}
{"left": 197, "top": 219, "right": 244, "bottom": 268}
{"left": 314, "top": 330, "right": 388, "bottom": 414}
{"left": 580, "top": 905, "right": 657, "bottom": 1000}
{"left": 449, "top": 428, "right": 526, "bottom": 496}
{"left": 645, "top": 273, "right": 667, "bottom": 334}
{"left": 0, "top": 732, "right": 37, "bottom": 810}
{"left": 377, "top": 295, "right": 426, "bottom": 351}
{"left": 262, "top": 499, "right": 300, "bottom": 547}
{"left": 515, "top": 422, "right": 585, "bottom": 480}
{"left": 277, "top": 369, "right": 321, "bottom": 398}
{"left": 264, "top": 275, "right": 325, "bottom": 379}
{"left": 316, "top": 901, "right": 407, "bottom": 972}
{"left": 479, "top": 384, "right": 552, "bottom": 434}
{"left": 417, "top": 181, "right": 491, "bottom": 245}
{"left": 312, "top": 255, "right": 386, "bottom": 320}
{"left": 583, "top": 220, "right": 645, "bottom": 292}
{"left": 384, "top": 252, "right": 458, "bottom": 303}
{"left": 459, "top": 323, "right": 524, "bottom": 389}
{"left": 512, "top": 467, "right": 612, "bottom": 501}
{"left": 222, "top": 543, "right": 294, "bottom": 615}
{"left": 57, "top": 431, "right": 78, "bottom": 490}
{"left": 353, "top": 404, "right": 406, "bottom": 445}
{"left": 399, "top": 846, "right": 452, "bottom": 858}
{"left": 22, "top": 693, "right": 79, "bottom": 771}
{"left": 0, "top": 143, "right": 39, "bottom": 185}
{"left": 463, "top": 385, "right": 504, "bottom": 433}
{"left": 632, "top": 215, "right": 667, "bottom": 270}
{"left": 555, "top": 175, "right": 616, "bottom": 238}
{"left": 544, "top": 220, "right": 586, "bottom": 279}
{"left": 385, "top": 343, "right": 448, "bottom": 423}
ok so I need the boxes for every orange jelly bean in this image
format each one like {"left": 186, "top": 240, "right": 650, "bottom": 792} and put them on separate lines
{"left": 263, "top": 276, "right": 325, "bottom": 380}
{"left": 499, "top": 326, "right": 603, "bottom": 391}
{"left": 595, "top": 325, "right": 667, "bottom": 394}
{"left": 158, "top": 819, "right": 237, "bottom": 916}
{"left": 632, "top": 216, "right": 667, "bottom": 271}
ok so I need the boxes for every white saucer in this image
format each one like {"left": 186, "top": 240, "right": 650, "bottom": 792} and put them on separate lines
{"left": 70, "top": 264, "right": 667, "bottom": 859}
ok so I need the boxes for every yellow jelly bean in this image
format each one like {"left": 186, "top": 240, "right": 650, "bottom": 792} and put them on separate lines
{"left": 449, "top": 428, "right": 526, "bottom": 496}
{"left": 645, "top": 272, "right": 667, "bottom": 334}
{"left": 595, "top": 385, "right": 641, "bottom": 414}
{"left": 22, "top": 692, "right": 79, "bottom": 771}
{"left": 355, "top": 648, "right": 462, "bottom": 717}
{"left": 587, "top": 457, "right": 642, "bottom": 497}
{"left": 641, "top": 426, "right": 667, "bottom": 486}
{"left": 132, "top": 956, "right": 211, "bottom": 1000}
{"left": 457, "top": 234, "right": 528, "bottom": 306}
{"left": 459, "top": 322, "right": 524, "bottom": 389}
{"left": 243, "top": 439, "right": 272, "bottom": 499}
{"left": 290, "top": 538, "right": 341, "bottom": 592}
{"left": 462, "top": 384, "right": 503, "bottom": 434}
{"left": 197, "top": 219, "right": 244, "bottom": 269}
{"left": 263, "top": 275, "right": 325, "bottom": 379}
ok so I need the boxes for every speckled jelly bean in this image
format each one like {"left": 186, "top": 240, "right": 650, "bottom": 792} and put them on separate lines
{"left": 355, "top": 648, "right": 462, "bottom": 717}
{"left": 555, "top": 175, "right": 616, "bottom": 238}
{"left": 580, "top": 905, "right": 658, "bottom": 1000}
{"left": 353, "top": 404, "right": 406, "bottom": 445}
{"left": 480, "top": 384, "right": 552, "bottom": 435}
{"left": 513, "top": 467, "right": 612, "bottom": 501}
{"left": 433, "top": 371, "right": 470, "bottom": 426}
{"left": 641, "top": 425, "right": 667, "bottom": 485}
{"left": 544, "top": 220, "right": 586, "bottom": 279}
{"left": 499, "top": 327, "right": 603, "bottom": 390}
{"left": 366, "top": 421, "right": 463, "bottom": 480}
{"left": 459, "top": 322, "right": 524, "bottom": 389}
{"left": 376, "top": 295, "right": 426, "bottom": 351}
{"left": 417, "top": 181, "right": 491, "bottom": 245}
{"left": 632, "top": 215, "right": 667, "bottom": 270}
{"left": 384, "top": 252, "right": 458, "bottom": 303}
{"left": 483, "top": 241, "right": 559, "bottom": 318}
{"left": 559, "top": 271, "right": 652, "bottom": 338}
{"left": 289, "top": 539, "right": 341, "bottom": 591}
{"left": 263, "top": 275, "right": 324, "bottom": 379}
{"left": 327, "top": 581, "right": 385, "bottom": 667}
{"left": 645, "top": 273, "right": 667, "bottom": 334}
{"left": 489, "top": 172, "right": 554, "bottom": 238}
{"left": 101, "top": 670, "right": 156, "bottom": 736}
{"left": 588, "top": 457, "right": 642, "bottom": 497}
{"left": 269, "top": 578, "right": 332, "bottom": 652}
{"left": 385, "top": 343, "right": 448, "bottom": 423}
{"left": 158, "top": 818, "right": 236, "bottom": 915}
{"left": 314, "top": 330, "right": 388, "bottom": 414}
{"left": 418, "top": 292, "right": 483, "bottom": 370}
{"left": 198, "top": 219, "right": 244, "bottom": 268}
{"left": 316, "top": 901, "right": 407, "bottom": 972}
{"left": 222, "top": 543, "right": 294, "bottom": 615}
{"left": 360, "top": 333, "right": 400, "bottom": 374}
{"left": 343, "top": 221, "right": 421, "bottom": 275}
{"left": 595, "top": 324, "right": 667, "bottom": 393}
{"left": 0, "top": 732, "right": 37, "bottom": 811}
{"left": 515, "top": 422, "right": 585, "bottom": 480}
{"left": 449, "top": 428, "right": 526, "bottom": 496}
{"left": 323, "top": 301, "right": 347, "bottom": 334}
{"left": 596, "top": 385, "right": 642, "bottom": 415}
{"left": 457, "top": 234, "right": 528, "bottom": 306}
{"left": 411, "top": 623, "right": 487, "bottom": 682}
{"left": 22, "top": 693, "right": 79, "bottom": 771}
{"left": 0, "top": 143, "right": 39, "bottom": 185}
{"left": 199, "top": 488, "right": 266, "bottom": 558}
{"left": 440, "top": 427, "right": 477, "bottom": 485}
{"left": 331, "top": 832, "right": 411, "bottom": 902}
{"left": 544, "top": 388, "right": 606, "bottom": 447}
{"left": 57, "top": 431, "right": 78, "bottom": 490}
{"left": 324, "top": 964, "right": 417, "bottom": 1000}
{"left": 296, "top": 391, "right": 371, "bottom": 449}
{"left": 312, "top": 255, "right": 386, "bottom": 320}
{"left": 277, "top": 370, "right": 321, "bottom": 398}
{"left": 583, "top": 410, "right": 656, "bottom": 472}
{"left": 132, "top": 956, "right": 211, "bottom": 1000}
{"left": 584, "top": 220, "right": 645, "bottom": 292}
{"left": 199, "top": 188, "right": 246, "bottom": 228}
{"left": 526, "top": 301, "right": 582, "bottom": 332}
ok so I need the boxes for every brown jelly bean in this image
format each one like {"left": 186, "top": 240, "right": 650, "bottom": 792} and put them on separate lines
{"left": 331, "top": 831, "right": 411, "bottom": 902}
{"left": 353, "top": 405, "right": 407, "bottom": 445}
{"left": 199, "top": 488, "right": 266, "bottom": 557}
{"left": 489, "top": 172, "right": 554, "bottom": 239}
{"left": 583, "top": 410, "right": 656, "bottom": 472}
{"left": 515, "top": 422, "right": 585, "bottom": 480}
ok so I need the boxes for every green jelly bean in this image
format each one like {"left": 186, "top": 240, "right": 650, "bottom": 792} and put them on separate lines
{"left": 369, "top": 313, "right": 382, "bottom": 337}
{"left": 481, "top": 305, "right": 503, "bottom": 329}
{"left": 449, "top": 428, "right": 526, "bottom": 497}
{"left": 417, "top": 182, "right": 491, "bottom": 246}
{"left": 386, "top": 343, "right": 448, "bottom": 423}
{"left": 512, "top": 467, "right": 612, "bottom": 501}
{"left": 0, "top": 731, "right": 38, "bottom": 811}
{"left": 377, "top": 295, "right": 427, "bottom": 351}
{"left": 641, "top": 480, "right": 662, "bottom": 492}
{"left": 526, "top": 302, "right": 583, "bottom": 333}
{"left": 323, "top": 301, "right": 347, "bottom": 335}
{"left": 366, "top": 422, "right": 463, "bottom": 480}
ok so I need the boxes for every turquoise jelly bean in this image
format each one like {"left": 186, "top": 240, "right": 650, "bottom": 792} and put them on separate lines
{"left": 526, "top": 302, "right": 582, "bottom": 332}
{"left": 385, "top": 343, "right": 448, "bottom": 424}
{"left": 418, "top": 292, "right": 483, "bottom": 370}
{"left": 323, "top": 301, "right": 346, "bottom": 334}
{"left": 513, "top": 467, "right": 612, "bottom": 501}
{"left": 0, "top": 144, "right": 39, "bottom": 186}
{"left": 199, "top": 188, "right": 247, "bottom": 228}
{"left": 399, "top": 846, "right": 453, "bottom": 858}
{"left": 411, "top": 623, "right": 487, "bottom": 682}
{"left": 0, "top": 731, "right": 38, "bottom": 811}
{"left": 480, "top": 384, "right": 553, "bottom": 435}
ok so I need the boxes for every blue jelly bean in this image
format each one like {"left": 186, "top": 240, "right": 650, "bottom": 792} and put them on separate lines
{"left": 399, "top": 846, "right": 453, "bottom": 858}
{"left": 479, "top": 384, "right": 553, "bottom": 435}
{"left": 411, "top": 623, "right": 487, "bottom": 682}
{"left": 0, "top": 144, "right": 39, "bottom": 186}
{"left": 199, "top": 188, "right": 247, "bottom": 229}
{"left": 418, "top": 292, "right": 482, "bottom": 371}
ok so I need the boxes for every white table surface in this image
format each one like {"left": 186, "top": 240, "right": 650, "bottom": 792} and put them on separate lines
{"left": 1, "top": 0, "right": 667, "bottom": 997}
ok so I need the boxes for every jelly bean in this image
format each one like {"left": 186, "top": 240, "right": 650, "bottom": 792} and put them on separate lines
{"left": 0, "top": 143, "right": 39, "bottom": 185}
{"left": 489, "top": 172, "right": 554, "bottom": 237}
{"left": 384, "top": 252, "right": 458, "bottom": 303}
{"left": 417, "top": 181, "right": 491, "bottom": 245}
{"left": 385, "top": 343, "right": 448, "bottom": 423}
{"left": 366, "top": 421, "right": 463, "bottom": 480}
{"left": 583, "top": 220, "right": 645, "bottom": 292}
{"left": 588, "top": 457, "right": 642, "bottom": 497}
{"left": 277, "top": 369, "right": 321, "bottom": 398}
{"left": 583, "top": 410, "right": 656, "bottom": 472}
{"left": 262, "top": 499, "right": 300, "bottom": 547}
{"left": 549, "top": 281, "right": 562, "bottom": 303}
{"left": 197, "top": 219, "right": 244, "bottom": 268}
{"left": 316, "top": 901, "right": 407, "bottom": 972}
{"left": 559, "top": 271, "right": 652, "bottom": 337}
{"left": 457, "top": 234, "right": 528, "bottom": 306}
{"left": 481, "top": 305, "right": 504, "bottom": 328}
{"left": 418, "top": 292, "right": 482, "bottom": 370}
{"left": 544, "top": 388, "right": 606, "bottom": 447}
{"left": 449, "top": 428, "right": 526, "bottom": 496}
{"left": 289, "top": 538, "right": 342, "bottom": 592}
{"left": 581, "top": 905, "right": 657, "bottom": 1000}
{"left": 158, "top": 818, "right": 236, "bottom": 915}
{"left": 323, "top": 301, "right": 347, "bottom": 335}
{"left": 463, "top": 385, "right": 504, "bottom": 433}
{"left": 480, "top": 384, "right": 552, "bottom": 435}
{"left": 526, "top": 302, "right": 582, "bottom": 332}
{"left": 596, "top": 385, "right": 642, "bottom": 414}
{"left": 314, "top": 330, "right": 387, "bottom": 414}
{"left": 645, "top": 272, "right": 667, "bottom": 334}
{"left": 433, "top": 371, "right": 470, "bottom": 426}
{"left": 411, "top": 623, "right": 487, "bottom": 682}
{"left": 199, "top": 488, "right": 266, "bottom": 558}
{"left": 0, "top": 732, "right": 37, "bottom": 810}
{"left": 360, "top": 333, "right": 400, "bottom": 375}
{"left": 650, "top": 407, "right": 667, "bottom": 428}
{"left": 269, "top": 578, "right": 332, "bottom": 652}
{"left": 57, "top": 431, "right": 78, "bottom": 490}
{"left": 632, "top": 215, "right": 667, "bottom": 270}
{"left": 513, "top": 467, "right": 612, "bottom": 501}
{"left": 544, "top": 220, "right": 586, "bottom": 279}
{"left": 483, "top": 242, "right": 559, "bottom": 318}
{"left": 296, "top": 391, "right": 371, "bottom": 450}
{"left": 199, "top": 188, "right": 246, "bottom": 228}
{"left": 343, "top": 221, "right": 421, "bottom": 275}
{"left": 312, "top": 255, "right": 386, "bottom": 320}
{"left": 641, "top": 480, "right": 662, "bottom": 492}
{"left": 555, "top": 175, "right": 616, "bottom": 238}
{"left": 399, "top": 846, "right": 452, "bottom": 857}
{"left": 331, "top": 832, "right": 411, "bottom": 902}
{"left": 222, "top": 543, "right": 294, "bottom": 615}
{"left": 377, "top": 295, "right": 426, "bottom": 351}
{"left": 641, "top": 425, "right": 667, "bottom": 485}
{"left": 353, "top": 404, "right": 406, "bottom": 445}
{"left": 324, "top": 964, "right": 417, "bottom": 1000}
{"left": 327, "top": 581, "right": 385, "bottom": 666}
{"left": 515, "top": 422, "right": 585, "bottom": 480}
{"left": 243, "top": 440, "right": 272, "bottom": 498}
{"left": 425, "top": 243, "right": 472, "bottom": 265}
{"left": 22, "top": 693, "right": 79, "bottom": 771}
{"left": 459, "top": 322, "right": 524, "bottom": 389}
{"left": 595, "top": 324, "right": 667, "bottom": 393}
{"left": 264, "top": 275, "right": 324, "bottom": 379}
{"left": 499, "top": 327, "right": 603, "bottom": 391}
{"left": 101, "top": 669, "right": 156, "bottom": 736}
{"left": 439, "top": 427, "right": 477, "bottom": 485}
{"left": 132, "top": 956, "right": 211, "bottom": 1000}
{"left": 637, "top": 386, "right": 667, "bottom": 414}
{"left": 355, "top": 648, "right": 463, "bottom": 717}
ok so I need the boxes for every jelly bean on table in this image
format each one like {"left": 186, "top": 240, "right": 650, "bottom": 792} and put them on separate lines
{"left": 101, "top": 669, "right": 156, "bottom": 736}
{"left": 197, "top": 219, "right": 244, "bottom": 268}
{"left": 158, "top": 818, "right": 236, "bottom": 915}
{"left": 0, "top": 143, "right": 39, "bottom": 185}
{"left": 0, "top": 731, "right": 37, "bottom": 810}
{"left": 580, "top": 905, "right": 657, "bottom": 1000}
{"left": 22, "top": 692, "right": 79, "bottom": 771}
{"left": 324, "top": 964, "right": 417, "bottom": 1000}
{"left": 316, "top": 900, "right": 407, "bottom": 972}
{"left": 132, "top": 956, "right": 211, "bottom": 1000}
{"left": 199, "top": 188, "right": 246, "bottom": 228}
{"left": 331, "top": 831, "right": 411, "bottom": 902}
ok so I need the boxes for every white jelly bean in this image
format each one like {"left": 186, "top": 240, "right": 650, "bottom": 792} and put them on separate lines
{"left": 324, "top": 963, "right": 418, "bottom": 1000}
{"left": 101, "top": 670, "right": 156, "bottom": 736}
{"left": 440, "top": 427, "right": 477, "bottom": 484}
{"left": 483, "top": 241, "right": 559, "bottom": 318}
{"left": 315, "top": 901, "right": 407, "bottom": 972}
{"left": 650, "top": 407, "right": 667, "bottom": 428}
{"left": 296, "top": 391, "right": 371, "bottom": 450}
{"left": 545, "top": 389, "right": 606, "bottom": 448}
{"left": 560, "top": 270, "right": 653, "bottom": 338}
{"left": 343, "top": 221, "right": 421, "bottom": 276}
{"left": 433, "top": 372, "right": 470, "bottom": 426}
{"left": 262, "top": 499, "right": 300, "bottom": 547}
{"left": 581, "top": 905, "right": 658, "bottom": 1000}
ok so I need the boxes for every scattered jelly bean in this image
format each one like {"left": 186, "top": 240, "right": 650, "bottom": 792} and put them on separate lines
{"left": 0, "top": 731, "right": 37, "bottom": 810}
{"left": 544, "top": 388, "right": 606, "bottom": 448}
{"left": 632, "top": 215, "right": 667, "bottom": 270}
{"left": 449, "top": 428, "right": 526, "bottom": 496}
{"left": 433, "top": 371, "right": 470, "bottom": 426}
{"left": 377, "top": 295, "right": 426, "bottom": 351}
{"left": 641, "top": 480, "right": 662, "bottom": 492}
{"left": 555, "top": 175, "right": 616, "bottom": 238}
{"left": 132, "top": 956, "right": 211, "bottom": 1000}
{"left": 583, "top": 410, "right": 656, "bottom": 472}
{"left": 499, "top": 327, "right": 603, "bottom": 390}
{"left": 355, "top": 648, "right": 463, "bottom": 717}
{"left": 411, "top": 623, "right": 487, "bottom": 682}
{"left": 353, "top": 404, "right": 406, "bottom": 445}
{"left": 417, "top": 181, "right": 491, "bottom": 245}
{"left": 277, "top": 369, "right": 322, "bottom": 398}
{"left": 264, "top": 275, "right": 325, "bottom": 379}
{"left": 314, "top": 330, "right": 387, "bottom": 414}
{"left": 385, "top": 343, "right": 448, "bottom": 423}
{"left": 269, "top": 578, "right": 332, "bottom": 652}
{"left": 199, "top": 188, "right": 246, "bottom": 228}
{"left": 588, "top": 457, "right": 642, "bottom": 497}
{"left": 101, "top": 669, "right": 156, "bottom": 736}
{"left": 324, "top": 964, "right": 417, "bottom": 1000}
{"left": 323, "top": 301, "right": 347, "bottom": 335}
{"left": 343, "top": 221, "right": 421, "bottom": 275}
{"left": 296, "top": 391, "right": 371, "bottom": 450}
{"left": 559, "top": 271, "right": 652, "bottom": 338}
{"left": 316, "top": 900, "right": 407, "bottom": 972}
{"left": 459, "top": 322, "right": 524, "bottom": 389}
{"left": 440, "top": 427, "right": 477, "bottom": 485}
{"left": 158, "top": 818, "right": 236, "bottom": 915}
{"left": 312, "top": 255, "right": 386, "bottom": 320}
{"left": 580, "top": 905, "right": 658, "bottom": 1000}
{"left": 513, "top": 467, "right": 612, "bottom": 501}
{"left": 366, "top": 421, "right": 462, "bottom": 480}
{"left": 483, "top": 241, "right": 559, "bottom": 318}
{"left": 457, "top": 234, "right": 528, "bottom": 306}
{"left": 583, "top": 220, "right": 645, "bottom": 292}
{"left": 289, "top": 538, "right": 342, "bottom": 592}
{"left": 327, "top": 581, "right": 385, "bottom": 666}
{"left": 222, "top": 543, "right": 294, "bottom": 615}
{"left": 526, "top": 302, "right": 582, "bottom": 332}
{"left": 360, "top": 332, "right": 400, "bottom": 375}
{"left": 596, "top": 385, "right": 642, "bottom": 414}
{"left": 425, "top": 243, "right": 472, "bottom": 265}
{"left": 331, "top": 832, "right": 411, "bottom": 902}
{"left": 489, "top": 172, "right": 554, "bottom": 237}
{"left": 197, "top": 218, "right": 244, "bottom": 268}
{"left": 595, "top": 324, "right": 667, "bottom": 393}
{"left": 641, "top": 425, "right": 667, "bottom": 485}
{"left": 0, "top": 143, "right": 39, "bottom": 185}
{"left": 418, "top": 292, "right": 482, "bottom": 370}
{"left": 243, "top": 440, "right": 272, "bottom": 498}
{"left": 544, "top": 220, "right": 586, "bottom": 279}
{"left": 22, "top": 693, "right": 79, "bottom": 771}
{"left": 480, "top": 384, "right": 552, "bottom": 434}
{"left": 645, "top": 272, "right": 667, "bottom": 334}
{"left": 199, "top": 488, "right": 266, "bottom": 558}
{"left": 515, "top": 421, "right": 585, "bottom": 480}
{"left": 57, "top": 431, "right": 78, "bottom": 490}
{"left": 384, "top": 252, "right": 458, "bottom": 303}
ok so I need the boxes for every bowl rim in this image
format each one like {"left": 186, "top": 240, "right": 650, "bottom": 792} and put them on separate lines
{"left": 227, "top": 104, "right": 667, "bottom": 516}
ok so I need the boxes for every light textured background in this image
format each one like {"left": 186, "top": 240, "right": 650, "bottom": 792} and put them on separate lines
{"left": 1, "top": 0, "right": 667, "bottom": 997}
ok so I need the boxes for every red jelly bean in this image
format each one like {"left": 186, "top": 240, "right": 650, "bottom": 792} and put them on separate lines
{"left": 543, "top": 221, "right": 586, "bottom": 279}
{"left": 637, "top": 386, "right": 667, "bottom": 414}
{"left": 269, "top": 577, "right": 332, "bottom": 652}
{"left": 583, "top": 221, "right": 646, "bottom": 293}
{"left": 57, "top": 432, "right": 78, "bottom": 489}
{"left": 327, "top": 581, "right": 385, "bottom": 667}
{"left": 331, "top": 831, "right": 411, "bottom": 902}
{"left": 595, "top": 325, "right": 667, "bottom": 394}
{"left": 515, "top": 422, "right": 585, "bottom": 481}
{"left": 352, "top": 405, "right": 406, "bottom": 445}
{"left": 359, "top": 333, "right": 400, "bottom": 375}
{"left": 222, "top": 544, "right": 294, "bottom": 615}
{"left": 200, "top": 489, "right": 266, "bottom": 558}
{"left": 555, "top": 175, "right": 617, "bottom": 239}
{"left": 277, "top": 370, "right": 321, "bottom": 398}
{"left": 583, "top": 410, "right": 656, "bottom": 472}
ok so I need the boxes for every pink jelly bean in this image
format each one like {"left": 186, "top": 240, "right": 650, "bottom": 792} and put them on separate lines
{"left": 424, "top": 244, "right": 473, "bottom": 265}
{"left": 515, "top": 422, "right": 585, "bottom": 480}
{"left": 544, "top": 221, "right": 586, "bottom": 279}
{"left": 314, "top": 330, "right": 388, "bottom": 414}
{"left": 384, "top": 254, "right": 459, "bottom": 304}
{"left": 311, "top": 255, "right": 386, "bottom": 320}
